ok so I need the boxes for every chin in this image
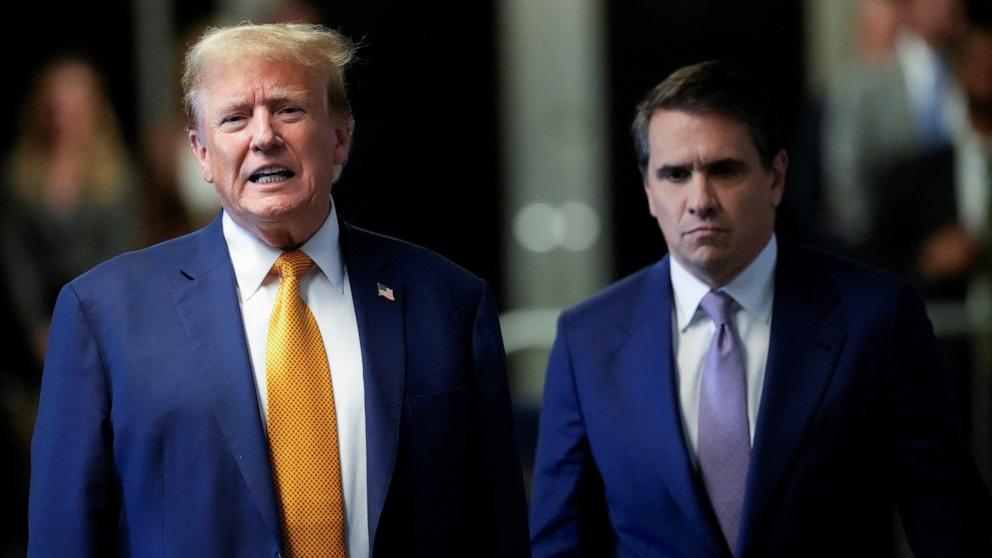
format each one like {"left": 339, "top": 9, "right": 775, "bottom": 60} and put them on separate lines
{"left": 685, "top": 252, "right": 737, "bottom": 282}
{"left": 687, "top": 244, "right": 730, "bottom": 264}
{"left": 245, "top": 195, "right": 308, "bottom": 219}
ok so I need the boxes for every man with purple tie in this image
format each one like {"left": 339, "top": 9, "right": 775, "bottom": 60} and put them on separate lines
{"left": 530, "top": 60, "right": 992, "bottom": 557}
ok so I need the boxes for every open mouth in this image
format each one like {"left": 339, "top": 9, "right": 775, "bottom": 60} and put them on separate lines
{"left": 249, "top": 166, "right": 296, "bottom": 184}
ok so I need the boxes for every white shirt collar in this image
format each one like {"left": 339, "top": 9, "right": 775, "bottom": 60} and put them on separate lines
{"left": 222, "top": 203, "right": 345, "bottom": 301}
{"left": 670, "top": 234, "right": 777, "bottom": 331}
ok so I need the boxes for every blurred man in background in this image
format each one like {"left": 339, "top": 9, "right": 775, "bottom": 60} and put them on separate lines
{"left": 822, "top": 0, "right": 967, "bottom": 255}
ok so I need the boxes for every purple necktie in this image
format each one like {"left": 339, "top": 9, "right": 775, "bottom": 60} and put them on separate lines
{"left": 698, "top": 291, "right": 750, "bottom": 552}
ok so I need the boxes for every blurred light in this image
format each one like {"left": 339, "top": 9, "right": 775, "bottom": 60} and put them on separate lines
{"left": 514, "top": 202, "right": 564, "bottom": 253}
{"left": 513, "top": 201, "right": 601, "bottom": 253}
{"left": 559, "top": 201, "right": 600, "bottom": 251}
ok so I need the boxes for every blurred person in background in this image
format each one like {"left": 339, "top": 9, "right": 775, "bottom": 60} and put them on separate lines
{"left": 821, "top": 0, "right": 967, "bottom": 256}
{"left": 0, "top": 54, "right": 137, "bottom": 558}
{"left": 1, "top": 57, "right": 137, "bottom": 364}
{"left": 870, "top": 19, "right": 992, "bottom": 436}
{"left": 855, "top": 0, "right": 905, "bottom": 64}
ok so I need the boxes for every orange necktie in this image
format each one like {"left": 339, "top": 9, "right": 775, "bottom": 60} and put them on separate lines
{"left": 266, "top": 251, "right": 346, "bottom": 557}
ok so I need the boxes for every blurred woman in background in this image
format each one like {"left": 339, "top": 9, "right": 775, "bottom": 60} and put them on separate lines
{"left": 2, "top": 56, "right": 137, "bottom": 364}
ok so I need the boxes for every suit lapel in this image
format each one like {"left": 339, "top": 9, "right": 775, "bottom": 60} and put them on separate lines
{"left": 610, "top": 258, "right": 727, "bottom": 558}
{"left": 737, "top": 248, "right": 845, "bottom": 557}
{"left": 171, "top": 216, "right": 282, "bottom": 544}
{"left": 340, "top": 222, "right": 406, "bottom": 549}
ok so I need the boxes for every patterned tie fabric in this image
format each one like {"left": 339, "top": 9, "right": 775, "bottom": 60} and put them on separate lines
{"left": 697, "top": 290, "right": 750, "bottom": 553}
{"left": 266, "top": 251, "right": 346, "bottom": 558}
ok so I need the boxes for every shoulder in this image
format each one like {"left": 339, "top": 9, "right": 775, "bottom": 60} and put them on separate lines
{"left": 779, "top": 244, "right": 921, "bottom": 315}
{"left": 782, "top": 243, "right": 900, "bottom": 283}
{"left": 66, "top": 225, "right": 216, "bottom": 302}
{"left": 348, "top": 224, "right": 482, "bottom": 279}
{"left": 558, "top": 261, "right": 666, "bottom": 335}
{"left": 342, "top": 224, "right": 489, "bottom": 305}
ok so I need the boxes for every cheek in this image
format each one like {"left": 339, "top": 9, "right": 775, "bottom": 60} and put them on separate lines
{"left": 646, "top": 186, "right": 674, "bottom": 218}
{"left": 215, "top": 147, "right": 239, "bottom": 173}
{"left": 654, "top": 204, "right": 682, "bottom": 240}
{"left": 208, "top": 138, "right": 247, "bottom": 174}
{"left": 645, "top": 190, "right": 659, "bottom": 217}
{"left": 654, "top": 197, "right": 682, "bottom": 227}
{"left": 731, "top": 192, "right": 775, "bottom": 234}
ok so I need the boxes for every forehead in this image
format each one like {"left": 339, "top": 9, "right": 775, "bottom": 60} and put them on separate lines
{"left": 197, "top": 56, "right": 321, "bottom": 107}
{"left": 646, "top": 109, "right": 759, "bottom": 163}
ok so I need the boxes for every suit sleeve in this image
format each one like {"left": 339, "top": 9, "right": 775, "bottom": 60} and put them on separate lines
{"left": 530, "top": 313, "right": 611, "bottom": 557}
{"left": 28, "top": 284, "right": 117, "bottom": 557}
{"left": 886, "top": 285, "right": 992, "bottom": 556}
{"left": 469, "top": 281, "right": 531, "bottom": 557}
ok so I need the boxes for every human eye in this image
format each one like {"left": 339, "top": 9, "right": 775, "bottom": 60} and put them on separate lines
{"left": 218, "top": 112, "right": 248, "bottom": 129}
{"left": 277, "top": 104, "right": 305, "bottom": 120}
{"left": 657, "top": 166, "right": 691, "bottom": 183}
{"left": 708, "top": 160, "right": 745, "bottom": 178}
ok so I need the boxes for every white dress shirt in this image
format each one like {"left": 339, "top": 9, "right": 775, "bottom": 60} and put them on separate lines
{"left": 223, "top": 206, "right": 369, "bottom": 558}
{"left": 670, "top": 235, "right": 776, "bottom": 462}
{"left": 955, "top": 125, "right": 992, "bottom": 238}
{"left": 896, "top": 30, "right": 966, "bottom": 144}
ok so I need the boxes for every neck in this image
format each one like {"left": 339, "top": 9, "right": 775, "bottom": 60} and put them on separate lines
{"left": 231, "top": 204, "right": 331, "bottom": 251}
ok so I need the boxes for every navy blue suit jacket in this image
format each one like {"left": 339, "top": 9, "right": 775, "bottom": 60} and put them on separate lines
{"left": 29, "top": 215, "right": 530, "bottom": 557}
{"left": 530, "top": 246, "right": 992, "bottom": 557}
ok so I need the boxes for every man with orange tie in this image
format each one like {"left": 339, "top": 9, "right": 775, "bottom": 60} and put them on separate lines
{"left": 29, "top": 23, "right": 529, "bottom": 557}
{"left": 529, "top": 60, "right": 992, "bottom": 557}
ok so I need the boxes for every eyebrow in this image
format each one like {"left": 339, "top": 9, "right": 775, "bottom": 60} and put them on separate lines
{"left": 702, "top": 158, "right": 748, "bottom": 173}
{"left": 214, "top": 87, "right": 313, "bottom": 116}
{"left": 655, "top": 157, "right": 747, "bottom": 175}
{"left": 266, "top": 86, "right": 312, "bottom": 105}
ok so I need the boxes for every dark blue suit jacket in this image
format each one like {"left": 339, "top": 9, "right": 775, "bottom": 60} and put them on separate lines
{"left": 29, "top": 215, "right": 530, "bottom": 557}
{"left": 530, "top": 246, "right": 992, "bottom": 557}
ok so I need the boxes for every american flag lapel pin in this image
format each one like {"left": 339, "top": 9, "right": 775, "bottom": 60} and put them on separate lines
{"left": 377, "top": 282, "right": 395, "bottom": 302}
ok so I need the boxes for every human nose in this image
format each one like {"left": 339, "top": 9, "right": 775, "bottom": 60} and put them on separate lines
{"left": 687, "top": 174, "right": 717, "bottom": 217}
{"left": 250, "top": 111, "right": 283, "bottom": 152}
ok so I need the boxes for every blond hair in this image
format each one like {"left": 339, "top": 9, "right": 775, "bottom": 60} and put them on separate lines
{"left": 181, "top": 22, "right": 355, "bottom": 130}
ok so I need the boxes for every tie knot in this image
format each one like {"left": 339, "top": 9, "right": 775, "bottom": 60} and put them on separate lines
{"left": 273, "top": 251, "right": 315, "bottom": 280}
{"left": 700, "top": 291, "right": 737, "bottom": 325}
